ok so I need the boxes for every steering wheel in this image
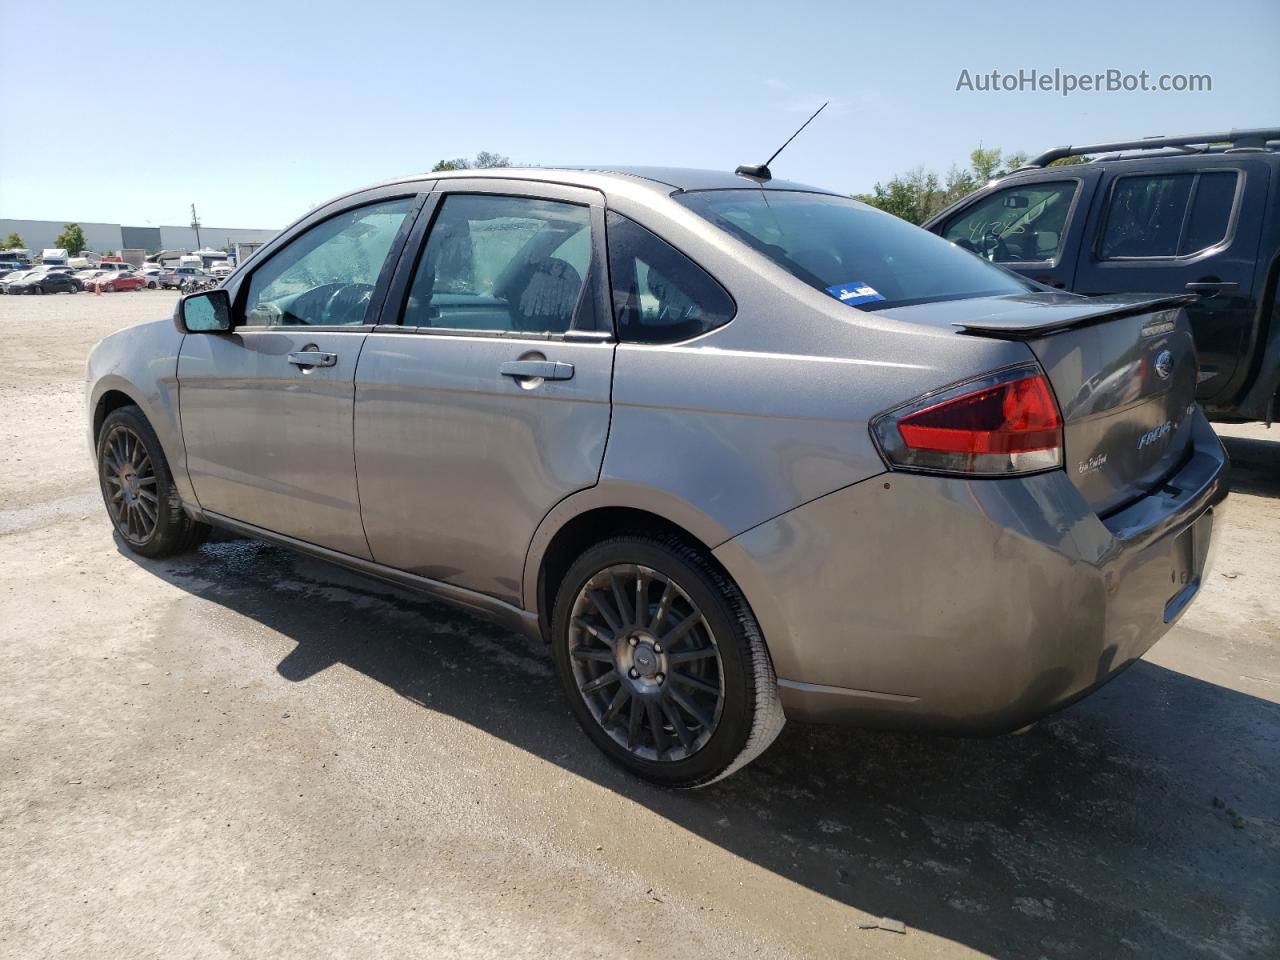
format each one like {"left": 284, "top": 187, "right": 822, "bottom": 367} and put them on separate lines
{"left": 288, "top": 281, "right": 375, "bottom": 325}
{"left": 981, "top": 227, "right": 1015, "bottom": 263}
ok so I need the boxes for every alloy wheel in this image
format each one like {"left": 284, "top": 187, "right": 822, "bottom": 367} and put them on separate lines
{"left": 100, "top": 425, "right": 159, "bottom": 544}
{"left": 567, "top": 563, "right": 725, "bottom": 763}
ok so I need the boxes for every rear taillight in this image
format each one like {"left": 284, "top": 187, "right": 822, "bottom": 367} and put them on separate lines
{"left": 872, "top": 365, "right": 1063, "bottom": 476}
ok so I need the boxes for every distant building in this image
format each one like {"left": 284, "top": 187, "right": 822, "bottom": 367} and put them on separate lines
{"left": 0, "top": 218, "right": 278, "bottom": 257}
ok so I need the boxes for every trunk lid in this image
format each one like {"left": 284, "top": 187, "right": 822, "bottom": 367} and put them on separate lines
{"left": 888, "top": 292, "right": 1200, "bottom": 515}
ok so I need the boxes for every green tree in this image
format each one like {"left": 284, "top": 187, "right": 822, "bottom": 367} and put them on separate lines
{"left": 472, "top": 151, "right": 510, "bottom": 168}
{"left": 969, "top": 146, "right": 1003, "bottom": 182}
{"left": 853, "top": 145, "right": 1075, "bottom": 225}
{"left": 3, "top": 231, "right": 23, "bottom": 249}
{"left": 53, "top": 223, "right": 88, "bottom": 256}
{"left": 853, "top": 167, "right": 943, "bottom": 224}
{"left": 431, "top": 151, "right": 512, "bottom": 172}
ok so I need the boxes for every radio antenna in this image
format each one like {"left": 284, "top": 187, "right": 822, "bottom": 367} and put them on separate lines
{"left": 735, "top": 101, "right": 829, "bottom": 184}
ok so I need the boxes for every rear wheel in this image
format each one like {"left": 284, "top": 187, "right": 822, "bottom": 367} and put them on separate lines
{"left": 551, "top": 535, "right": 783, "bottom": 787}
{"left": 97, "top": 406, "right": 209, "bottom": 558}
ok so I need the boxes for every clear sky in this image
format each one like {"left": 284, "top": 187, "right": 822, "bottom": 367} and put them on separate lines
{"left": 2, "top": 0, "right": 1276, "bottom": 229}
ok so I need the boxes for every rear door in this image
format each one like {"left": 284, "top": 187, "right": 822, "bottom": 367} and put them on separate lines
{"left": 1071, "top": 158, "right": 1269, "bottom": 404}
{"left": 177, "top": 191, "right": 422, "bottom": 557}
{"left": 933, "top": 169, "right": 1098, "bottom": 289}
{"left": 354, "top": 179, "right": 614, "bottom": 605}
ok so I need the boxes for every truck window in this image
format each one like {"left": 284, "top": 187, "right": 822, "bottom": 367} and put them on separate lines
{"left": 941, "top": 181, "right": 1078, "bottom": 263}
{"left": 1099, "top": 171, "right": 1239, "bottom": 260}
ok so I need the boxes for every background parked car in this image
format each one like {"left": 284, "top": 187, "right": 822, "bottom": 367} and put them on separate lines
{"left": 87, "top": 270, "right": 146, "bottom": 293}
{"left": 74, "top": 268, "right": 112, "bottom": 285}
{"left": 1, "top": 269, "right": 81, "bottom": 294}
{"left": 139, "top": 266, "right": 164, "bottom": 289}
{"left": 159, "top": 267, "right": 209, "bottom": 290}
{"left": 923, "top": 128, "right": 1280, "bottom": 424}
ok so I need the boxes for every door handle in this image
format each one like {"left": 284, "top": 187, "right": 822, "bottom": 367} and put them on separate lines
{"left": 1184, "top": 281, "right": 1239, "bottom": 296}
{"left": 500, "top": 360, "right": 574, "bottom": 381}
{"left": 287, "top": 351, "right": 337, "bottom": 368}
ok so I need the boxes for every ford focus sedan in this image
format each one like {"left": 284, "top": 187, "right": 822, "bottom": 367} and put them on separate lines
{"left": 86, "top": 167, "right": 1227, "bottom": 786}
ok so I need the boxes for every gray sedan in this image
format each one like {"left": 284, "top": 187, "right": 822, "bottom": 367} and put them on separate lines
{"left": 86, "top": 167, "right": 1226, "bottom": 785}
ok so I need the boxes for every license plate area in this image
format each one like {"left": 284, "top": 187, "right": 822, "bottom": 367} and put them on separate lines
{"left": 1163, "top": 509, "right": 1213, "bottom": 623}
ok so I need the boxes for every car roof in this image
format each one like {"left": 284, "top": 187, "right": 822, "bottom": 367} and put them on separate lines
{"left": 550, "top": 165, "right": 840, "bottom": 194}
{"left": 366, "top": 165, "right": 842, "bottom": 197}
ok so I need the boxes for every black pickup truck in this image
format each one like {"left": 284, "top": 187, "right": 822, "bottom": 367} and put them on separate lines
{"left": 924, "top": 129, "right": 1280, "bottom": 424}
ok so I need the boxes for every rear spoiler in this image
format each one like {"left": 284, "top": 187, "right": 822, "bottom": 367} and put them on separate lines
{"left": 955, "top": 294, "right": 1197, "bottom": 340}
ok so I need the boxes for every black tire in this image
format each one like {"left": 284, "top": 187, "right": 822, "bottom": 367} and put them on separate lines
{"left": 551, "top": 534, "right": 784, "bottom": 788}
{"left": 97, "top": 405, "right": 209, "bottom": 558}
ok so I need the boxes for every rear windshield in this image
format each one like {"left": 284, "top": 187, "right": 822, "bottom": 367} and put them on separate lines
{"left": 676, "top": 190, "right": 1035, "bottom": 310}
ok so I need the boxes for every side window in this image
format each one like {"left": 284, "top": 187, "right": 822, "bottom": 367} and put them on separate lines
{"left": 942, "top": 181, "right": 1078, "bottom": 263}
{"left": 1099, "top": 175, "right": 1192, "bottom": 259}
{"left": 402, "top": 194, "right": 592, "bottom": 333}
{"left": 605, "top": 212, "right": 734, "bottom": 344}
{"left": 1180, "top": 171, "right": 1238, "bottom": 255}
{"left": 1098, "top": 171, "right": 1238, "bottom": 260}
{"left": 243, "top": 197, "right": 414, "bottom": 327}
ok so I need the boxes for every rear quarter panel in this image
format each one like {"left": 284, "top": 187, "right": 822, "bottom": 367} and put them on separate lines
{"left": 523, "top": 182, "right": 1036, "bottom": 610}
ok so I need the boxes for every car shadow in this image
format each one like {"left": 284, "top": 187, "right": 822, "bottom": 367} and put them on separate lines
{"left": 1221, "top": 434, "right": 1280, "bottom": 499}
{"left": 124, "top": 534, "right": 1279, "bottom": 959}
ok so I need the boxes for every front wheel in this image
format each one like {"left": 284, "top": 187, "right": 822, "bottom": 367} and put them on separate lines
{"left": 97, "top": 406, "right": 209, "bottom": 557}
{"left": 551, "top": 535, "right": 784, "bottom": 787}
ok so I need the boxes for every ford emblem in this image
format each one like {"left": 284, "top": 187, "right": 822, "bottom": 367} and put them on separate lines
{"left": 1154, "top": 350, "right": 1174, "bottom": 380}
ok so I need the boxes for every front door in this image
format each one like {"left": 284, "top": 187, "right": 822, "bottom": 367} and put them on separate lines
{"left": 177, "top": 194, "right": 420, "bottom": 557}
{"left": 1070, "top": 159, "right": 1269, "bottom": 405}
{"left": 354, "top": 182, "right": 615, "bottom": 605}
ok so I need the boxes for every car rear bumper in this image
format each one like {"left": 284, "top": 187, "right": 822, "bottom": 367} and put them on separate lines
{"left": 714, "top": 410, "right": 1228, "bottom": 734}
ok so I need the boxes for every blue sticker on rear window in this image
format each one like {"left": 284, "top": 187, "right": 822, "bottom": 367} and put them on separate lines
{"left": 826, "top": 281, "right": 885, "bottom": 306}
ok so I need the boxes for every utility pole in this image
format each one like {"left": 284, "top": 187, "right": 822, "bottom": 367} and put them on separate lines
{"left": 190, "top": 204, "right": 202, "bottom": 249}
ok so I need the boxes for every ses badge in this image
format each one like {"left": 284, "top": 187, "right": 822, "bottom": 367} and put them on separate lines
{"left": 826, "top": 281, "right": 885, "bottom": 307}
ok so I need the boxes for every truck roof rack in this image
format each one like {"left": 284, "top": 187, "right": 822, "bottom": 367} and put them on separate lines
{"left": 1023, "top": 128, "right": 1280, "bottom": 168}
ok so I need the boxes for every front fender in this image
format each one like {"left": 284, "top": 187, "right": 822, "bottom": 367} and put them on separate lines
{"left": 86, "top": 319, "right": 195, "bottom": 506}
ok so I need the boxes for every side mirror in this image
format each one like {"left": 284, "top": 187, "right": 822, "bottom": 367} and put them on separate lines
{"left": 175, "top": 289, "right": 232, "bottom": 334}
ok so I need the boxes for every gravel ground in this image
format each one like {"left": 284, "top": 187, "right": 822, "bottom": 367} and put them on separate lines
{"left": 1, "top": 291, "right": 1277, "bottom": 959}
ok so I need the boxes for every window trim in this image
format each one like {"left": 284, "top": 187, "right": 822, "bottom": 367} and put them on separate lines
{"left": 382, "top": 181, "right": 613, "bottom": 341}
{"left": 1093, "top": 167, "right": 1245, "bottom": 264}
{"left": 941, "top": 177, "right": 1084, "bottom": 269}
{"left": 230, "top": 190, "right": 425, "bottom": 331}
{"left": 602, "top": 208, "right": 738, "bottom": 346}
